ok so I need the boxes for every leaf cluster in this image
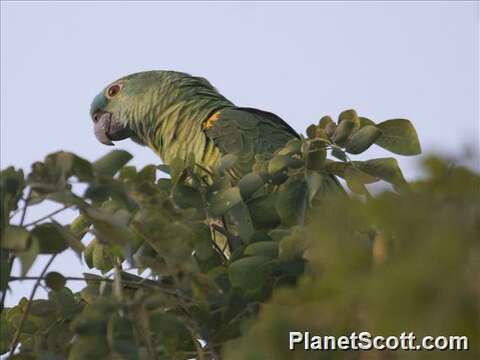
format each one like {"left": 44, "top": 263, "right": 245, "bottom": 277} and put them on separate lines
{"left": 1, "top": 111, "right": 474, "bottom": 360}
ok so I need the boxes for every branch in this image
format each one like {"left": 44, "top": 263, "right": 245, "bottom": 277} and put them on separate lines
{"left": 23, "top": 206, "right": 70, "bottom": 227}
{"left": 19, "top": 189, "right": 32, "bottom": 226}
{"left": 212, "top": 224, "right": 242, "bottom": 252}
{"left": 1, "top": 190, "right": 32, "bottom": 313}
{"left": 8, "top": 254, "right": 57, "bottom": 357}
{"left": 9, "top": 275, "right": 189, "bottom": 300}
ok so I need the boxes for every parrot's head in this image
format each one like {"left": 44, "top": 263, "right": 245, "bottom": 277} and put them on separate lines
{"left": 90, "top": 70, "right": 231, "bottom": 147}
{"left": 90, "top": 71, "right": 165, "bottom": 146}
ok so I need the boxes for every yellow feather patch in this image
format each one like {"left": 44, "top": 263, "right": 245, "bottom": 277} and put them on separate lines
{"left": 203, "top": 111, "right": 221, "bottom": 130}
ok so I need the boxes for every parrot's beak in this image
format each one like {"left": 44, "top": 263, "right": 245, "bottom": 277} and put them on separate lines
{"left": 92, "top": 111, "right": 132, "bottom": 146}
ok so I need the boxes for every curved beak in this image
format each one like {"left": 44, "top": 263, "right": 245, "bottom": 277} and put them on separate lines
{"left": 92, "top": 111, "right": 132, "bottom": 146}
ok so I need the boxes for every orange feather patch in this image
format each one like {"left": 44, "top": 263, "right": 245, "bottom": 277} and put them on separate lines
{"left": 203, "top": 111, "right": 221, "bottom": 130}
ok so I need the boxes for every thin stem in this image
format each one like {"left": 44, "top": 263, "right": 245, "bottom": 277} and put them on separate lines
{"left": 345, "top": 154, "right": 373, "bottom": 199}
{"left": 19, "top": 189, "right": 32, "bottom": 226}
{"left": 8, "top": 254, "right": 57, "bottom": 357}
{"left": 211, "top": 224, "right": 241, "bottom": 250}
{"left": 191, "top": 333, "right": 206, "bottom": 360}
{"left": 0, "top": 256, "right": 13, "bottom": 313}
{"left": 210, "top": 229, "right": 228, "bottom": 263}
{"left": 23, "top": 206, "right": 70, "bottom": 227}
{"left": 1, "top": 190, "right": 33, "bottom": 314}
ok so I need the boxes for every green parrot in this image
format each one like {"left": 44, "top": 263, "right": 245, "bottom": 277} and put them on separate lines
{"left": 90, "top": 70, "right": 341, "bottom": 192}
{"left": 90, "top": 70, "right": 299, "bottom": 175}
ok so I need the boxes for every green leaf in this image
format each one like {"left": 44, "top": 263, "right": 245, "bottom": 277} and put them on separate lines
{"left": 324, "top": 160, "right": 348, "bottom": 177}
{"left": 70, "top": 214, "right": 91, "bottom": 238}
{"left": 83, "top": 238, "right": 96, "bottom": 269}
{"left": 238, "top": 173, "right": 265, "bottom": 199}
{"left": 1, "top": 226, "right": 30, "bottom": 251}
{"left": 92, "top": 150, "right": 133, "bottom": 178}
{"left": 318, "top": 115, "right": 334, "bottom": 129}
{"left": 229, "top": 256, "right": 271, "bottom": 291}
{"left": 84, "top": 207, "right": 134, "bottom": 246}
{"left": 277, "top": 139, "right": 302, "bottom": 156}
{"left": 306, "top": 171, "right": 323, "bottom": 204}
{"left": 0, "top": 250, "right": 12, "bottom": 292}
{"left": 51, "top": 220, "right": 85, "bottom": 256}
{"left": 338, "top": 109, "right": 359, "bottom": 126}
{"left": 279, "top": 230, "right": 308, "bottom": 260}
{"left": 332, "top": 120, "right": 356, "bottom": 146}
{"left": 173, "top": 184, "right": 203, "bottom": 209}
{"left": 306, "top": 148, "right": 326, "bottom": 170}
{"left": 276, "top": 180, "right": 307, "bottom": 226}
{"left": 324, "top": 121, "right": 337, "bottom": 138}
{"left": 0, "top": 311, "right": 14, "bottom": 353}
{"left": 32, "top": 223, "right": 68, "bottom": 254}
{"left": 217, "top": 154, "right": 238, "bottom": 173}
{"left": 157, "top": 164, "right": 171, "bottom": 175}
{"left": 0, "top": 167, "right": 25, "bottom": 229}
{"left": 356, "top": 158, "right": 407, "bottom": 189}
{"left": 68, "top": 335, "right": 109, "bottom": 360}
{"left": 306, "top": 124, "right": 317, "bottom": 139}
{"left": 49, "top": 285, "right": 80, "bottom": 318}
{"left": 247, "top": 194, "right": 281, "bottom": 230}
{"left": 331, "top": 147, "right": 347, "bottom": 161}
{"left": 168, "top": 156, "right": 188, "bottom": 184}
{"left": 29, "top": 299, "right": 57, "bottom": 316}
{"left": 375, "top": 119, "right": 421, "bottom": 155}
{"left": 137, "top": 165, "right": 157, "bottom": 183}
{"left": 92, "top": 242, "right": 115, "bottom": 272}
{"left": 47, "top": 190, "right": 87, "bottom": 208}
{"left": 107, "top": 315, "right": 137, "bottom": 358}
{"left": 244, "top": 241, "right": 278, "bottom": 258}
{"left": 345, "top": 125, "right": 382, "bottom": 154}
{"left": 228, "top": 202, "right": 255, "bottom": 243}
{"left": 45, "top": 271, "right": 66, "bottom": 291}
{"left": 209, "top": 187, "right": 243, "bottom": 217}
{"left": 18, "top": 237, "right": 40, "bottom": 276}
{"left": 345, "top": 169, "right": 369, "bottom": 195}
{"left": 70, "top": 154, "right": 94, "bottom": 182}
{"left": 359, "top": 116, "right": 375, "bottom": 127}
{"left": 268, "top": 155, "right": 304, "bottom": 175}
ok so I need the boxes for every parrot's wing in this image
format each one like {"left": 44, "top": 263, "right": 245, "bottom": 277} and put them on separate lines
{"left": 204, "top": 107, "right": 298, "bottom": 175}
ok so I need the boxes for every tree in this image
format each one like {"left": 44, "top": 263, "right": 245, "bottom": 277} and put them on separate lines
{"left": 1, "top": 110, "right": 477, "bottom": 359}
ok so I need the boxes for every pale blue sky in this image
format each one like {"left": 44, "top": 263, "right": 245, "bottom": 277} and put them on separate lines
{"left": 1, "top": 1, "right": 478, "bottom": 307}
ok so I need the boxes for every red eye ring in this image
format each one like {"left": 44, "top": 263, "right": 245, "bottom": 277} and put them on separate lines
{"left": 106, "top": 83, "right": 122, "bottom": 98}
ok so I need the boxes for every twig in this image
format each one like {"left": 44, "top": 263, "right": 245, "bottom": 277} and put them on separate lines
{"left": 8, "top": 254, "right": 57, "bottom": 357}
{"left": 1, "top": 190, "right": 32, "bottom": 313}
{"left": 212, "top": 223, "right": 241, "bottom": 252}
{"left": 18, "top": 189, "right": 32, "bottom": 226}
{"left": 10, "top": 275, "right": 170, "bottom": 290}
{"left": 191, "top": 332, "right": 206, "bottom": 360}
{"left": 209, "top": 226, "right": 228, "bottom": 263}
{"left": 23, "top": 206, "right": 70, "bottom": 227}
{"left": 0, "top": 256, "right": 14, "bottom": 313}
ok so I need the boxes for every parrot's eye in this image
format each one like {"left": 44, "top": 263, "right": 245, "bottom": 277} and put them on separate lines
{"left": 106, "top": 84, "right": 122, "bottom": 99}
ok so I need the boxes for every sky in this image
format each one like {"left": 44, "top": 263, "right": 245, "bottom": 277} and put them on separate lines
{"left": 1, "top": 1, "right": 479, "bottom": 307}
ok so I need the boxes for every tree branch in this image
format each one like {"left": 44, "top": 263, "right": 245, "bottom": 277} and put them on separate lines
{"left": 8, "top": 254, "right": 57, "bottom": 357}
{"left": 23, "top": 205, "right": 70, "bottom": 227}
{"left": 1, "top": 190, "right": 33, "bottom": 314}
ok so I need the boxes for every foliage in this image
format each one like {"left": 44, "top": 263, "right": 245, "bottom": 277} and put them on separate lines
{"left": 0, "top": 110, "right": 477, "bottom": 359}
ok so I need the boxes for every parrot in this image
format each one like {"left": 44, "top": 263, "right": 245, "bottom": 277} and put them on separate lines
{"left": 90, "top": 70, "right": 342, "bottom": 192}
{"left": 90, "top": 70, "right": 299, "bottom": 175}
{"left": 90, "top": 70, "right": 344, "bottom": 253}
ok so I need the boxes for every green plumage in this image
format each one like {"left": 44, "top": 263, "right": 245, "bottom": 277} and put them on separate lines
{"left": 91, "top": 71, "right": 301, "bottom": 176}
